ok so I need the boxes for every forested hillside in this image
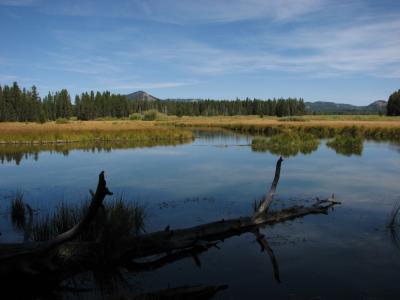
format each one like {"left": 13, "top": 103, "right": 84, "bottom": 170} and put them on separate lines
{"left": 0, "top": 82, "right": 306, "bottom": 121}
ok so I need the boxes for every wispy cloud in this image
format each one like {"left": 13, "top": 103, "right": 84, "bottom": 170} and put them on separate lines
{"left": 133, "top": 0, "right": 325, "bottom": 23}
{"left": 37, "top": 0, "right": 324, "bottom": 23}
{"left": 121, "top": 15, "right": 400, "bottom": 78}
{"left": 40, "top": 51, "right": 120, "bottom": 75}
{"left": 0, "top": 0, "right": 38, "bottom": 6}
{"left": 0, "top": 74, "right": 17, "bottom": 81}
{"left": 104, "top": 81, "right": 195, "bottom": 90}
{"left": 263, "top": 18, "right": 400, "bottom": 76}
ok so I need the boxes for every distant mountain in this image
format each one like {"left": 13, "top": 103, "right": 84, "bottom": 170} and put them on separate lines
{"left": 125, "top": 91, "right": 158, "bottom": 101}
{"left": 366, "top": 100, "right": 387, "bottom": 110}
{"left": 305, "top": 100, "right": 387, "bottom": 114}
{"left": 125, "top": 91, "right": 387, "bottom": 115}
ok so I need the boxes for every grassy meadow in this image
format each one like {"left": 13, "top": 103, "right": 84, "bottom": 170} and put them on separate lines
{"left": 0, "top": 120, "right": 193, "bottom": 144}
{"left": 1, "top": 115, "right": 400, "bottom": 145}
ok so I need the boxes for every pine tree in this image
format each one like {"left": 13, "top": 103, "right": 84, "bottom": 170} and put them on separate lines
{"left": 387, "top": 90, "right": 400, "bottom": 116}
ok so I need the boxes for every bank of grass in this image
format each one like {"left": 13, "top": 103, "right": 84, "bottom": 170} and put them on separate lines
{"left": 0, "top": 120, "right": 193, "bottom": 144}
{"left": 2, "top": 115, "right": 400, "bottom": 143}
{"left": 159, "top": 115, "right": 400, "bottom": 141}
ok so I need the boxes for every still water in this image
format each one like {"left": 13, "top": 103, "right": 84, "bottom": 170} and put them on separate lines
{"left": 1, "top": 130, "right": 400, "bottom": 299}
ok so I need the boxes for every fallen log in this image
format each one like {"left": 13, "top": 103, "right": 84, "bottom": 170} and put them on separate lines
{"left": 119, "top": 196, "right": 340, "bottom": 261}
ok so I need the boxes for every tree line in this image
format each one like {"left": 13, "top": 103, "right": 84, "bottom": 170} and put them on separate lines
{"left": 1, "top": 82, "right": 307, "bottom": 121}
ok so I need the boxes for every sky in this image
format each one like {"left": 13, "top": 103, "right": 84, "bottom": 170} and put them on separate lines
{"left": 0, "top": 0, "right": 399, "bottom": 104}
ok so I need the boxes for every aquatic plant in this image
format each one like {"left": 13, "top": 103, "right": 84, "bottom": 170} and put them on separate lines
{"left": 251, "top": 132, "right": 320, "bottom": 157}
{"left": 326, "top": 135, "right": 363, "bottom": 156}
{"left": 11, "top": 191, "right": 26, "bottom": 228}
{"left": 387, "top": 199, "right": 400, "bottom": 229}
{"left": 387, "top": 199, "right": 400, "bottom": 251}
{"left": 31, "top": 196, "right": 146, "bottom": 242}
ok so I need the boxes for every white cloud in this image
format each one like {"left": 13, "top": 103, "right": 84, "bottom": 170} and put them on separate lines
{"left": 126, "top": 16, "right": 400, "bottom": 78}
{"left": 262, "top": 18, "right": 400, "bottom": 77}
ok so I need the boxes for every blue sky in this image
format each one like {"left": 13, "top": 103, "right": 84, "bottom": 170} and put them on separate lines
{"left": 0, "top": 0, "right": 399, "bottom": 104}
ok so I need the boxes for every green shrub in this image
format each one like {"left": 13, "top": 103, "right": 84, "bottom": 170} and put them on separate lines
{"left": 143, "top": 110, "right": 158, "bottom": 121}
{"left": 129, "top": 113, "right": 143, "bottom": 121}
{"left": 55, "top": 118, "right": 70, "bottom": 124}
{"left": 278, "top": 116, "right": 307, "bottom": 122}
{"left": 143, "top": 110, "right": 168, "bottom": 121}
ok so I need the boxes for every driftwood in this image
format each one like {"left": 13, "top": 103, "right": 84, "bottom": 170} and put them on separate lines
{"left": 0, "top": 157, "right": 340, "bottom": 297}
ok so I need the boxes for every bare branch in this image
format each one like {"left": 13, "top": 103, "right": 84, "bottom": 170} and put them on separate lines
{"left": 253, "top": 157, "right": 283, "bottom": 220}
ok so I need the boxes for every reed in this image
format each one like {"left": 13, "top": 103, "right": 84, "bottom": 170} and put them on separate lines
{"left": 10, "top": 191, "right": 26, "bottom": 228}
{"left": 387, "top": 199, "right": 400, "bottom": 229}
{"left": 31, "top": 196, "right": 146, "bottom": 242}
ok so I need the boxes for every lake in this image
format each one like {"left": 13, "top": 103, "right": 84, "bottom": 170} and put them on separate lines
{"left": 1, "top": 130, "right": 400, "bottom": 299}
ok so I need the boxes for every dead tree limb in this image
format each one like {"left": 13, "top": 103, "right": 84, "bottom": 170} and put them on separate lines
{"left": 253, "top": 156, "right": 283, "bottom": 220}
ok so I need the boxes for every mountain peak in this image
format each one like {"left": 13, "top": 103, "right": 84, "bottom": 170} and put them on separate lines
{"left": 125, "top": 91, "right": 158, "bottom": 101}
{"left": 367, "top": 100, "right": 386, "bottom": 108}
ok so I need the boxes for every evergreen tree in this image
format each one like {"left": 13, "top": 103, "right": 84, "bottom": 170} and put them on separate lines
{"left": 387, "top": 89, "right": 400, "bottom": 116}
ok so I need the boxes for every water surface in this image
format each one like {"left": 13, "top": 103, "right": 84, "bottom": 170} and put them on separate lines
{"left": 1, "top": 130, "right": 400, "bottom": 299}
